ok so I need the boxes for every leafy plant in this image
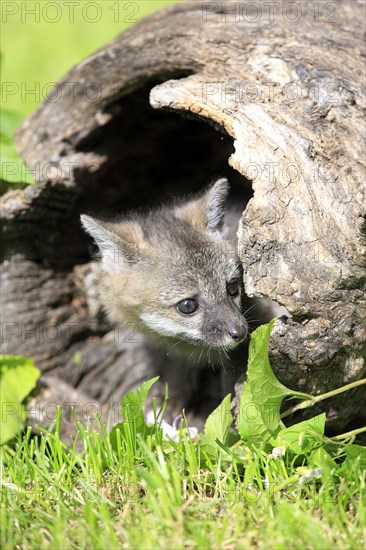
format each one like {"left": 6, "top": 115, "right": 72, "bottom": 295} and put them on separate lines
{"left": 1, "top": 323, "right": 365, "bottom": 549}
{"left": 200, "top": 394, "right": 238, "bottom": 460}
{"left": 105, "top": 320, "right": 365, "bottom": 472}
{"left": 109, "top": 377, "right": 160, "bottom": 454}
{"left": 237, "top": 319, "right": 312, "bottom": 445}
{"left": 0, "top": 355, "right": 40, "bottom": 444}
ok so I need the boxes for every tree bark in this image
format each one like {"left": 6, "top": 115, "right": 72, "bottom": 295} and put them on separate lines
{"left": 2, "top": 0, "right": 365, "bottom": 433}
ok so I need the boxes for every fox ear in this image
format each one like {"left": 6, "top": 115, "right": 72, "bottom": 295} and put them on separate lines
{"left": 175, "top": 178, "right": 229, "bottom": 235}
{"left": 81, "top": 215, "right": 146, "bottom": 272}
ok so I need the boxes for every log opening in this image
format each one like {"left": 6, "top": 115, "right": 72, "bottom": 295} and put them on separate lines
{"left": 2, "top": 0, "right": 365, "bottom": 434}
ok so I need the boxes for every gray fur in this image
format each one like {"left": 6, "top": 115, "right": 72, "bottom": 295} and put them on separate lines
{"left": 205, "top": 177, "right": 230, "bottom": 233}
{"left": 80, "top": 180, "right": 248, "bottom": 349}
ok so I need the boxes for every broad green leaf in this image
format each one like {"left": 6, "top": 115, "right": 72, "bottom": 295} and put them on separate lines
{"left": 238, "top": 320, "right": 311, "bottom": 445}
{"left": 204, "top": 394, "right": 233, "bottom": 443}
{"left": 270, "top": 414, "right": 326, "bottom": 454}
{"left": 0, "top": 355, "right": 40, "bottom": 444}
{"left": 310, "top": 446, "right": 338, "bottom": 473}
{"left": 0, "top": 379, "right": 25, "bottom": 445}
{"left": 1, "top": 355, "right": 40, "bottom": 402}
{"left": 201, "top": 394, "right": 238, "bottom": 459}
{"left": 0, "top": 109, "right": 35, "bottom": 187}
{"left": 238, "top": 320, "right": 292, "bottom": 444}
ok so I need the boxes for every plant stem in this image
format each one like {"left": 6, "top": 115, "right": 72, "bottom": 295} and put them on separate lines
{"left": 281, "top": 378, "right": 366, "bottom": 419}
{"left": 332, "top": 426, "right": 366, "bottom": 441}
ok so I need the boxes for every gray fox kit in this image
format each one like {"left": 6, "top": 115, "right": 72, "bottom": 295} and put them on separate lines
{"left": 81, "top": 178, "right": 264, "bottom": 420}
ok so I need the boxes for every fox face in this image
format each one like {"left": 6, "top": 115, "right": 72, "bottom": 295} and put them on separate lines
{"left": 81, "top": 178, "right": 248, "bottom": 349}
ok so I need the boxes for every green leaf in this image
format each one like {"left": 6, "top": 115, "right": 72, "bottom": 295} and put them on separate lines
{"left": 202, "top": 393, "right": 237, "bottom": 445}
{"left": 340, "top": 444, "right": 366, "bottom": 471}
{"left": 310, "top": 446, "right": 338, "bottom": 472}
{"left": 238, "top": 320, "right": 293, "bottom": 444}
{"left": 109, "top": 377, "right": 159, "bottom": 451}
{"left": 0, "top": 380, "right": 24, "bottom": 446}
{"left": 238, "top": 320, "right": 312, "bottom": 445}
{"left": 0, "top": 109, "right": 35, "bottom": 187}
{"left": 270, "top": 414, "right": 326, "bottom": 454}
{"left": 204, "top": 394, "right": 233, "bottom": 442}
{"left": 121, "top": 377, "right": 159, "bottom": 431}
{"left": 200, "top": 394, "right": 238, "bottom": 459}
{"left": 0, "top": 355, "right": 40, "bottom": 444}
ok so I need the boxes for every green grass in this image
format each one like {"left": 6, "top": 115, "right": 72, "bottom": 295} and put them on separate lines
{"left": 1, "top": 418, "right": 365, "bottom": 549}
{"left": 1, "top": 324, "right": 365, "bottom": 549}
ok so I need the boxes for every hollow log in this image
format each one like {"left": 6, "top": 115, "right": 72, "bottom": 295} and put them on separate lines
{"left": 1, "top": 0, "right": 365, "bottom": 433}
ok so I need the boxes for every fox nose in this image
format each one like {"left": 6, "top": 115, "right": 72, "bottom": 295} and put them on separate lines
{"left": 227, "top": 322, "right": 247, "bottom": 341}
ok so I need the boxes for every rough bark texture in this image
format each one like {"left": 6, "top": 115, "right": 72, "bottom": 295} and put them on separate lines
{"left": 1, "top": 0, "right": 365, "bottom": 434}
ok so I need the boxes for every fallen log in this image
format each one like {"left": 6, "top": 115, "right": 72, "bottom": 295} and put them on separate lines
{"left": 1, "top": 0, "right": 365, "bottom": 434}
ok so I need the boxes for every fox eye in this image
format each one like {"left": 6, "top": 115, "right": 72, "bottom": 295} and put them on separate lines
{"left": 177, "top": 298, "right": 198, "bottom": 315}
{"left": 226, "top": 281, "right": 239, "bottom": 297}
